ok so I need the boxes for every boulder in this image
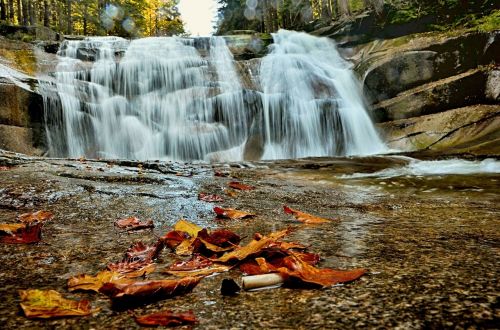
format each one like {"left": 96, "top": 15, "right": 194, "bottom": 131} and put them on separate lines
{"left": 378, "top": 105, "right": 500, "bottom": 155}
{"left": 371, "top": 69, "right": 488, "bottom": 122}
{"left": 486, "top": 69, "right": 500, "bottom": 102}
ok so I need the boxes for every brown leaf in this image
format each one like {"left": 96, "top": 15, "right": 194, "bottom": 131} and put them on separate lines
{"left": 107, "top": 261, "right": 156, "bottom": 276}
{"left": 161, "top": 230, "right": 188, "bottom": 250}
{"left": 239, "top": 249, "right": 320, "bottom": 275}
{"left": 214, "top": 207, "right": 255, "bottom": 220}
{"left": 217, "top": 229, "right": 290, "bottom": 263}
{"left": 214, "top": 171, "right": 229, "bottom": 177}
{"left": 224, "top": 189, "right": 238, "bottom": 198}
{"left": 198, "top": 228, "right": 241, "bottom": 248}
{"left": 68, "top": 270, "right": 123, "bottom": 292}
{"left": 123, "top": 241, "right": 164, "bottom": 263}
{"left": 198, "top": 193, "right": 224, "bottom": 203}
{"left": 228, "top": 181, "right": 255, "bottom": 191}
{"left": 167, "top": 254, "right": 214, "bottom": 271}
{"left": 283, "top": 205, "right": 333, "bottom": 224}
{"left": 0, "top": 223, "right": 43, "bottom": 244}
{"left": 114, "top": 217, "right": 154, "bottom": 231}
{"left": 19, "top": 289, "right": 95, "bottom": 318}
{"left": 278, "top": 253, "right": 366, "bottom": 287}
{"left": 18, "top": 211, "right": 54, "bottom": 224}
{"left": 99, "top": 276, "right": 201, "bottom": 306}
{"left": 134, "top": 310, "right": 197, "bottom": 327}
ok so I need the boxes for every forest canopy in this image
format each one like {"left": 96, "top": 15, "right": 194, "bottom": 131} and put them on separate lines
{"left": 0, "top": 0, "right": 185, "bottom": 37}
{"left": 215, "top": 0, "right": 500, "bottom": 35}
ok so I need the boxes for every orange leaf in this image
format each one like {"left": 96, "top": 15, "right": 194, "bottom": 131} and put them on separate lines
{"left": 228, "top": 181, "right": 255, "bottom": 191}
{"left": 165, "top": 254, "right": 231, "bottom": 277}
{"left": 198, "top": 193, "right": 224, "bottom": 202}
{"left": 0, "top": 223, "right": 42, "bottom": 244}
{"left": 224, "top": 189, "right": 238, "bottom": 198}
{"left": 173, "top": 219, "right": 202, "bottom": 237}
{"left": 68, "top": 270, "right": 123, "bottom": 292}
{"left": 99, "top": 276, "right": 201, "bottom": 306}
{"left": 217, "top": 229, "right": 290, "bottom": 263}
{"left": 278, "top": 253, "right": 366, "bottom": 287}
{"left": 161, "top": 230, "right": 188, "bottom": 250}
{"left": 114, "top": 217, "right": 154, "bottom": 231}
{"left": 283, "top": 205, "right": 333, "bottom": 224}
{"left": 19, "top": 289, "right": 95, "bottom": 318}
{"left": 18, "top": 211, "right": 54, "bottom": 224}
{"left": 134, "top": 310, "right": 197, "bottom": 326}
{"left": 214, "top": 207, "right": 255, "bottom": 220}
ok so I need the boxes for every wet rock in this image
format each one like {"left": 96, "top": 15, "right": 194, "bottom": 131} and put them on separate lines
{"left": 371, "top": 69, "right": 488, "bottom": 122}
{"left": 377, "top": 104, "right": 500, "bottom": 155}
{"left": 485, "top": 69, "right": 500, "bottom": 102}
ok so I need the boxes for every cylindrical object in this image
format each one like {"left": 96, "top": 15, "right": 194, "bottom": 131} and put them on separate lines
{"left": 241, "top": 273, "right": 284, "bottom": 290}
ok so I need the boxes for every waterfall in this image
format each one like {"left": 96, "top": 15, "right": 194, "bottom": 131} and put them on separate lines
{"left": 41, "top": 30, "right": 385, "bottom": 161}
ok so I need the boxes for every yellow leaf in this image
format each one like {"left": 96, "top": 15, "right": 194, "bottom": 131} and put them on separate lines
{"left": 173, "top": 219, "right": 201, "bottom": 238}
{"left": 68, "top": 271, "right": 122, "bottom": 292}
{"left": 19, "top": 289, "right": 96, "bottom": 318}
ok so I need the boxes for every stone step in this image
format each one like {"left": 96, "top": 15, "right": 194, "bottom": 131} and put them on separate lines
{"left": 371, "top": 68, "right": 489, "bottom": 122}
{"left": 377, "top": 104, "right": 500, "bottom": 155}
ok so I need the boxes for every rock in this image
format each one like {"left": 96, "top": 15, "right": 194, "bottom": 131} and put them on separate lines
{"left": 372, "top": 69, "right": 488, "bottom": 122}
{"left": 0, "top": 124, "right": 44, "bottom": 155}
{"left": 0, "top": 24, "right": 59, "bottom": 41}
{"left": 356, "top": 30, "right": 499, "bottom": 104}
{"left": 486, "top": 70, "right": 500, "bottom": 102}
{"left": 378, "top": 105, "right": 500, "bottom": 155}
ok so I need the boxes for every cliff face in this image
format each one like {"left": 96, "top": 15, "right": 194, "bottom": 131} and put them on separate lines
{"left": 319, "top": 19, "right": 500, "bottom": 156}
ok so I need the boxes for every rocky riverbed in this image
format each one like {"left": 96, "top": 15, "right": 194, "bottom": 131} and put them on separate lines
{"left": 0, "top": 150, "right": 498, "bottom": 329}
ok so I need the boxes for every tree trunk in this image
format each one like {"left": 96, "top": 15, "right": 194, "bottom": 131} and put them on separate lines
{"left": 28, "top": 0, "right": 35, "bottom": 25}
{"left": 66, "top": 0, "right": 72, "bottom": 34}
{"left": 8, "top": 0, "right": 14, "bottom": 21}
{"left": 83, "top": 3, "right": 88, "bottom": 35}
{"left": 0, "top": 0, "right": 7, "bottom": 21}
{"left": 43, "top": 0, "right": 49, "bottom": 27}
{"left": 16, "top": 0, "right": 21, "bottom": 24}
{"left": 21, "top": 0, "right": 28, "bottom": 25}
{"left": 338, "top": 0, "right": 350, "bottom": 17}
{"left": 321, "top": 0, "right": 331, "bottom": 21}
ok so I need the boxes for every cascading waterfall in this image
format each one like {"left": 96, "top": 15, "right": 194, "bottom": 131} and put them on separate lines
{"left": 41, "top": 30, "right": 385, "bottom": 161}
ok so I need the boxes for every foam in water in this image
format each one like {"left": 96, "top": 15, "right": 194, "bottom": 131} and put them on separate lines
{"left": 41, "top": 31, "right": 385, "bottom": 161}
{"left": 343, "top": 158, "right": 500, "bottom": 178}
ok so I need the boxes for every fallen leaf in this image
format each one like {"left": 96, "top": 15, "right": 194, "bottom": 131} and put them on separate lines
{"left": 19, "top": 289, "right": 94, "bottom": 318}
{"left": 0, "top": 166, "right": 11, "bottom": 171}
{"left": 228, "top": 181, "right": 255, "bottom": 191}
{"left": 198, "top": 193, "right": 224, "bottom": 203}
{"left": 134, "top": 310, "right": 197, "bottom": 327}
{"left": 18, "top": 211, "right": 54, "bottom": 224}
{"left": 278, "top": 253, "right": 366, "bottom": 287}
{"left": 224, "top": 189, "right": 238, "bottom": 198}
{"left": 174, "top": 238, "right": 196, "bottom": 256}
{"left": 214, "top": 207, "right": 255, "bottom": 220}
{"left": 161, "top": 230, "right": 188, "bottom": 250}
{"left": 0, "top": 223, "right": 43, "bottom": 244}
{"left": 68, "top": 271, "right": 123, "bottom": 292}
{"left": 107, "top": 261, "right": 157, "bottom": 276}
{"left": 197, "top": 228, "right": 241, "bottom": 248}
{"left": 214, "top": 171, "right": 229, "bottom": 177}
{"left": 283, "top": 205, "right": 333, "bottom": 224}
{"left": 114, "top": 217, "right": 154, "bottom": 231}
{"left": 123, "top": 241, "right": 164, "bottom": 264}
{"left": 239, "top": 249, "right": 320, "bottom": 275}
{"left": 173, "top": 219, "right": 201, "bottom": 238}
{"left": 165, "top": 254, "right": 231, "bottom": 277}
{"left": 99, "top": 276, "right": 201, "bottom": 306}
{"left": 165, "top": 264, "right": 231, "bottom": 277}
{"left": 217, "top": 229, "right": 289, "bottom": 263}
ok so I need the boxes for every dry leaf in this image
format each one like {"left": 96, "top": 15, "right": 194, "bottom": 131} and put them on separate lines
{"left": 217, "top": 229, "right": 289, "bottom": 263}
{"left": 214, "top": 207, "right": 255, "bottom": 220}
{"left": 134, "top": 310, "right": 197, "bottom": 326}
{"left": 283, "top": 205, "right": 333, "bottom": 224}
{"left": 161, "top": 230, "right": 187, "bottom": 250}
{"left": 114, "top": 217, "right": 154, "bottom": 231}
{"left": 123, "top": 241, "right": 164, "bottom": 263}
{"left": 278, "top": 253, "right": 366, "bottom": 287}
{"left": 99, "top": 276, "right": 201, "bottom": 306}
{"left": 228, "top": 181, "right": 255, "bottom": 191}
{"left": 0, "top": 223, "right": 43, "bottom": 244}
{"left": 173, "top": 219, "right": 201, "bottom": 237}
{"left": 68, "top": 271, "right": 123, "bottom": 292}
{"left": 224, "top": 189, "right": 238, "bottom": 198}
{"left": 239, "top": 249, "right": 320, "bottom": 275}
{"left": 198, "top": 193, "right": 224, "bottom": 203}
{"left": 0, "top": 166, "right": 12, "bottom": 171}
{"left": 18, "top": 211, "right": 54, "bottom": 224}
{"left": 19, "top": 289, "right": 95, "bottom": 318}
{"left": 198, "top": 228, "right": 241, "bottom": 248}
{"left": 165, "top": 255, "right": 231, "bottom": 277}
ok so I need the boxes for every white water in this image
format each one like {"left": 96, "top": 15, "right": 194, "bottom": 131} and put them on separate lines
{"left": 41, "top": 30, "right": 385, "bottom": 161}
{"left": 343, "top": 158, "right": 500, "bottom": 178}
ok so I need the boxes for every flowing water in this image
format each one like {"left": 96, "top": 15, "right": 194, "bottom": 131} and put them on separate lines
{"left": 40, "top": 30, "right": 385, "bottom": 161}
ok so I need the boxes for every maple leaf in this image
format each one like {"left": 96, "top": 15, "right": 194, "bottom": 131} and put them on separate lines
{"left": 0, "top": 223, "right": 43, "bottom": 244}
{"left": 228, "top": 181, "right": 255, "bottom": 191}
{"left": 283, "top": 205, "right": 334, "bottom": 224}
{"left": 18, "top": 211, "right": 54, "bottom": 224}
{"left": 134, "top": 310, "right": 197, "bottom": 326}
{"left": 217, "top": 229, "right": 290, "bottom": 263}
{"left": 198, "top": 193, "right": 224, "bottom": 202}
{"left": 99, "top": 276, "right": 201, "bottom": 307}
{"left": 114, "top": 217, "right": 154, "bottom": 231}
{"left": 214, "top": 207, "right": 255, "bottom": 220}
{"left": 277, "top": 253, "right": 366, "bottom": 287}
{"left": 19, "top": 289, "right": 95, "bottom": 318}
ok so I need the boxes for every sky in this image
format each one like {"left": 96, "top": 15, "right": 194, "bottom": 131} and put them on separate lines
{"left": 178, "top": 0, "right": 218, "bottom": 36}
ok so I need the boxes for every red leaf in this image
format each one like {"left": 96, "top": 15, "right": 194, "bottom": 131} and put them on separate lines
{"left": 283, "top": 205, "right": 333, "bottom": 224}
{"left": 0, "top": 166, "right": 11, "bottom": 171}
{"left": 108, "top": 240, "right": 163, "bottom": 274}
{"left": 228, "top": 181, "right": 255, "bottom": 191}
{"left": 0, "top": 223, "right": 43, "bottom": 244}
{"left": 99, "top": 276, "right": 201, "bottom": 306}
{"left": 197, "top": 228, "right": 241, "bottom": 248}
{"left": 135, "top": 310, "right": 197, "bottom": 327}
{"left": 114, "top": 217, "right": 154, "bottom": 231}
{"left": 167, "top": 254, "right": 213, "bottom": 271}
{"left": 161, "top": 230, "right": 188, "bottom": 250}
{"left": 18, "top": 211, "right": 54, "bottom": 224}
{"left": 198, "top": 193, "right": 224, "bottom": 203}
